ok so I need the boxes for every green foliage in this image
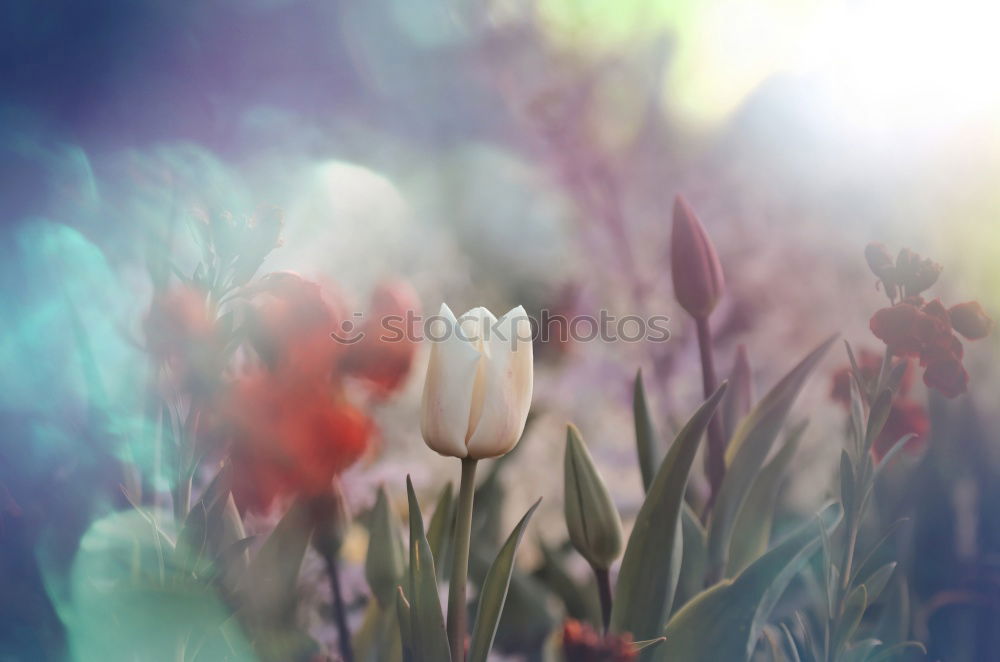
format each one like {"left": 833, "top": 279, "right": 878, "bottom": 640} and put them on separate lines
{"left": 468, "top": 499, "right": 541, "bottom": 662}
{"left": 610, "top": 382, "right": 728, "bottom": 645}
{"left": 404, "top": 477, "right": 451, "bottom": 662}
{"left": 633, "top": 368, "right": 659, "bottom": 492}
{"left": 655, "top": 504, "right": 842, "bottom": 662}
{"left": 366, "top": 485, "right": 406, "bottom": 607}
{"left": 708, "top": 335, "right": 838, "bottom": 580}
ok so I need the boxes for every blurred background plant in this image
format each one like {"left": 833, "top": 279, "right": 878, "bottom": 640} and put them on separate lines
{"left": 1, "top": 0, "right": 999, "bottom": 660}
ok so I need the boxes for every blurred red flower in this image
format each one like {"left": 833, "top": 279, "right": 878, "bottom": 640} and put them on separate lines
{"left": 222, "top": 370, "right": 372, "bottom": 512}
{"left": 871, "top": 398, "right": 930, "bottom": 463}
{"left": 246, "top": 271, "right": 348, "bottom": 380}
{"left": 561, "top": 619, "right": 636, "bottom": 662}
{"left": 949, "top": 301, "right": 994, "bottom": 340}
{"left": 340, "top": 279, "right": 420, "bottom": 397}
{"left": 830, "top": 350, "right": 928, "bottom": 462}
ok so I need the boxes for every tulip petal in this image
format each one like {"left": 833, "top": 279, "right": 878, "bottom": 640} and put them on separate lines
{"left": 465, "top": 306, "right": 533, "bottom": 459}
{"left": 421, "top": 303, "right": 480, "bottom": 458}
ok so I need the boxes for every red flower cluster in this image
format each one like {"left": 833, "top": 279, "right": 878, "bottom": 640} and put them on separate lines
{"left": 865, "top": 244, "right": 993, "bottom": 398}
{"left": 830, "top": 349, "right": 929, "bottom": 462}
{"left": 561, "top": 620, "right": 636, "bottom": 662}
{"left": 216, "top": 274, "right": 418, "bottom": 511}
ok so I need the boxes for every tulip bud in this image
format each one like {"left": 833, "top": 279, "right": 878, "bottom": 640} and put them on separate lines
{"left": 310, "top": 482, "right": 351, "bottom": 559}
{"left": 365, "top": 485, "right": 406, "bottom": 606}
{"left": 420, "top": 304, "right": 533, "bottom": 459}
{"left": 949, "top": 301, "right": 993, "bottom": 340}
{"left": 563, "top": 424, "right": 623, "bottom": 570}
{"left": 671, "top": 195, "right": 725, "bottom": 320}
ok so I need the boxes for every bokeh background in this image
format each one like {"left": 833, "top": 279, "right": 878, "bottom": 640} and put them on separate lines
{"left": 2, "top": 0, "right": 999, "bottom": 659}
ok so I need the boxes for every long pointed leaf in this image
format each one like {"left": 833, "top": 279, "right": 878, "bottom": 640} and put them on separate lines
{"left": 467, "top": 499, "right": 541, "bottom": 662}
{"left": 610, "top": 382, "right": 728, "bottom": 646}
{"left": 725, "top": 424, "right": 803, "bottom": 576}
{"left": 708, "top": 335, "right": 837, "bottom": 578}
{"left": 633, "top": 369, "right": 659, "bottom": 493}
{"left": 656, "top": 504, "right": 842, "bottom": 662}
{"left": 406, "top": 477, "right": 451, "bottom": 662}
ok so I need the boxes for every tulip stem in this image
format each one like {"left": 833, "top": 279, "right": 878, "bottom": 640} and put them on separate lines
{"left": 448, "top": 457, "right": 478, "bottom": 661}
{"left": 324, "top": 551, "right": 354, "bottom": 662}
{"left": 592, "top": 564, "right": 613, "bottom": 633}
{"left": 695, "top": 317, "right": 726, "bottom": 508}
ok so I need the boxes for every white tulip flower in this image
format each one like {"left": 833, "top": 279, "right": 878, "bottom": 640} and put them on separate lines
{"left": 420, "top": 303, "right": 533, "bottom": 459}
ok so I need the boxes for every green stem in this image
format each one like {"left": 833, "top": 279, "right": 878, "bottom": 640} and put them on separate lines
{"left": 592, "top": 565, "right": 613, "bottom": 633}
{"left": 696, "top": 316, "right": 726, "bottom": 508}
{"left": 325, "top": 551, "right": 354, "bottom": 662}
{"left": 447, "top": 457, "right": 478, "bottom": 662}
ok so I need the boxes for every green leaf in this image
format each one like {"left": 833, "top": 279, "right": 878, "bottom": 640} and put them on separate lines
{"left": 656, "top": 504, "right": 842, "bottom": 662}
{"left": 467, "top": 499, "right": 541, "bottom": 662}
{"left": 851, "top": 519, "right": 908, "bottom": 587}
{"left": 672, "top": 502, "right": 708, "bottom": 614}
{"left": 779, "top": 622, "right": 803, "bottom": 662}
{"left": 708, "top": 335, "right": 837, "bottom": 578}
{"left": 406, "top": 477, "right": 451, "bottom": 662}
{"left": 833, "top": 585, "right": 868, "bottom": 658}
{"left": 633, "top": 369, "right": 659, "bottom": 493}
{"left": 426, "top": 482, "right": 455, "bottom": 580}
{"left": 367, "top": 485, "right": 406, "bottom": 606}
{"left": 860, "top": 562, "right": 896, "bottom": 605}
{"left": 240, "top": 499, "right": 313, "bottom": 625}
{"left": 395, "top": 586, "right": 413, "bottom": 661}
{"left": 610, "top": 382, "right": 729, "bottom": 645}
{"left": 864, "top": 389, "right": 894, "bottom": 456}
{"left": 564, "top": 424, "right": 623, "bottom": 569}
{"left": 868, "top": 641, "right": 926, "bottom": 662}
{"left": 841, "top": 638, "right": 881, "bottom": 662}
{"left": 632, "top": 637, "right": 667, "bottom": 653}
{"left": 725, "top": 425, "right": 803, "bottom": 576}
{"left": 721, "top": 345, "right": 753, "bottom": 446}
{"left": 175, "top": 501, "right": 209, "bottom": 576}
{"left": 840, "top": 449, "right": 856, "bottom": 519}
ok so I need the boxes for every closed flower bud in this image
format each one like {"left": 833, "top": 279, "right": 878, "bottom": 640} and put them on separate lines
{"left": 949, "top": 301, "right": 993, "bottom": 340}
{"left": 420, "top": 304, "right": 533, "bottom": 459}
{"left": 671, "top": 195, "right": 725, "bottom": 319}
{"left": 365, "top": 485, "right": 406, "bottom": 606}
{"left": 564, "top": 424, "right": 623, "bottom": 570}
{"left": 865, "top": 242, "right": 898, "bottom": 298}
{"left": 309, "top": 482, "right": 351, "bottom": 559}
{"left": 895, "top": 248, "right": 941, "bottom": 297}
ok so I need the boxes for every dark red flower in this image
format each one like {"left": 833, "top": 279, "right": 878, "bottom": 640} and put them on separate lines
{"left": 562, "top": 619, "right": 636, "bottom": 662}
{"left": 923, "top": 358, "right": 969, "bottom": 399}
{"left": 870, "top": 303, "right": 926, "bottom": 358}
{"left": 871, "top": 398, "right": 930, "bottom": 463}
{"left": 341, "top": 279, "right": 420, "bottom": 397}
{"left": 949, "top": 301, "right": 994, "bottom": 340}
